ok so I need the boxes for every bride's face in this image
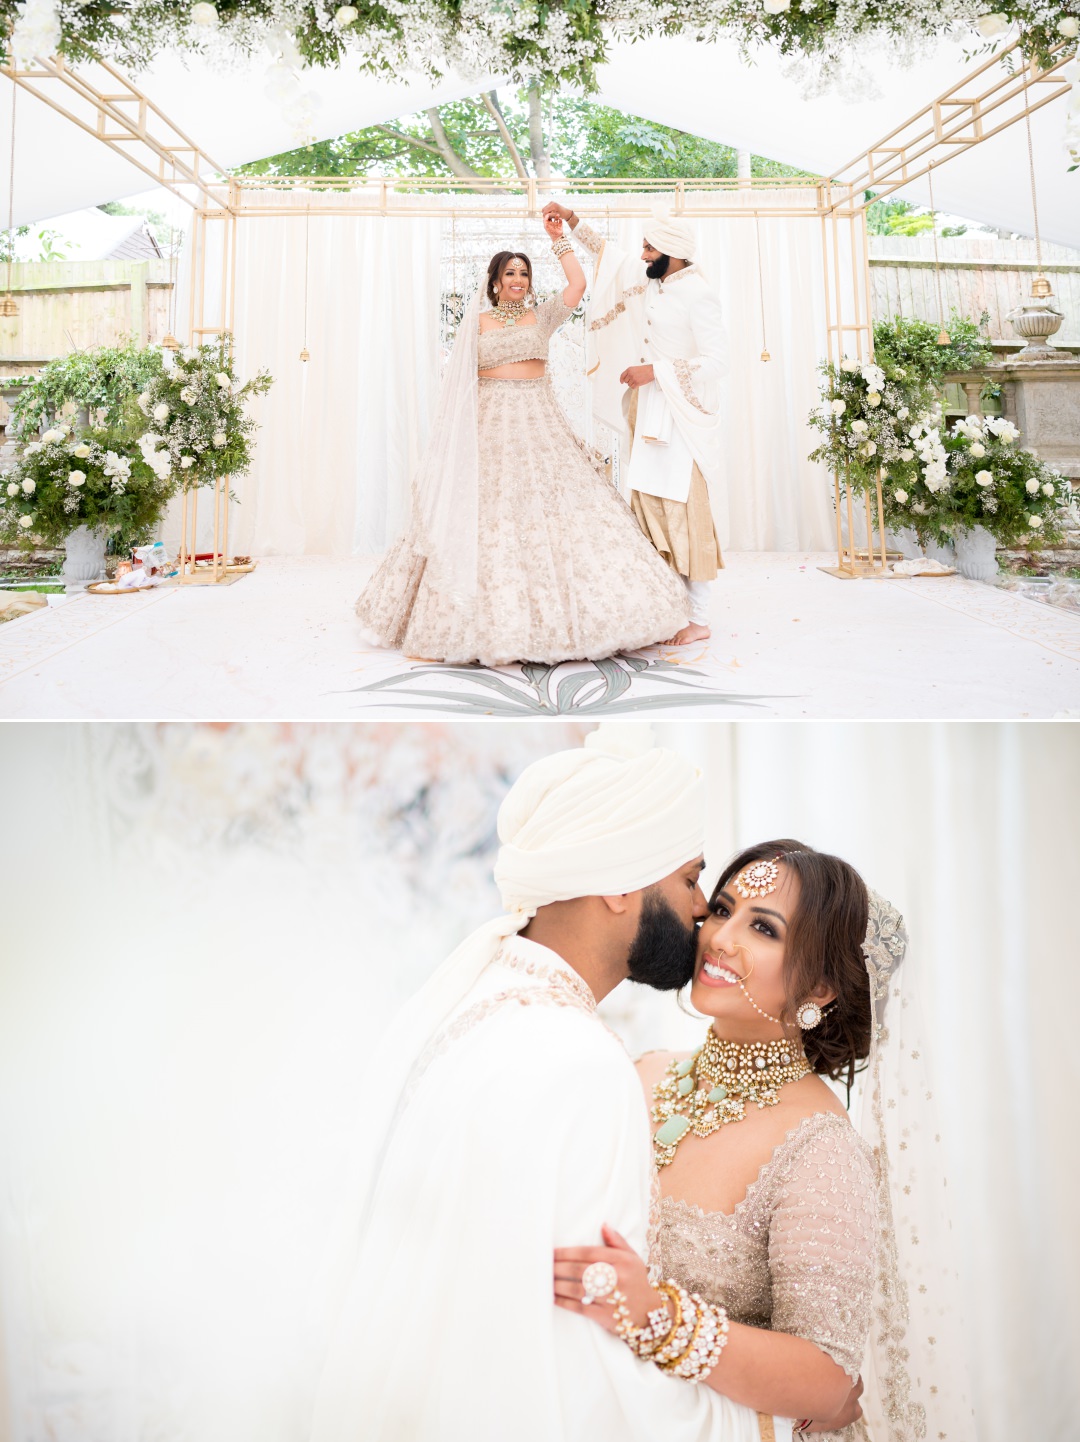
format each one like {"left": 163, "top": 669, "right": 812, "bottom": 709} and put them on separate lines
{"left": 495, "top": 257, "right": 530, "bottom": 303}
{"left": 689, "top": 864, "right": 801, "bottom": 1038}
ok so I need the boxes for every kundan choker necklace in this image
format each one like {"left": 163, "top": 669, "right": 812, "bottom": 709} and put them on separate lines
{"left": 491, "top": 300, "right": 527, "bottom": 326}
{"left": 651, "top": 1030, "right": 810, "bottom": 1168}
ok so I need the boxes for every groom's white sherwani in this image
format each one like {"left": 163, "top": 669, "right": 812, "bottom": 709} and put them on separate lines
{"left": 311, "top": 935, "right": 783, "bottom": 1442}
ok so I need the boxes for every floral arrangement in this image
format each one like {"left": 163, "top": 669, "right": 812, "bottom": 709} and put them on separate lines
{"left": 879, "top": 413, "right": 1073, "bottom": 548}
{"left": 135, "top": 338, "right": 272, "bottom": 491}
{"left": 4, "top": 0, "right": 1075, "bottom": 97}
{"left": 9, "top": 342, "right": 165, "bottom": 438}
{"left": 0, "top": 421, "right": 178, "bottom": 549}
{"left": 807, "top": 351, "right": 938, "bottom": 494}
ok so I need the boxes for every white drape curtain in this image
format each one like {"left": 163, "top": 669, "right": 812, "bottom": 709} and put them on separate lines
{"left": 2, "top": 721, "right": 1074, "bottom": 1442}
{"left": 167, "top": 190, "right": 442, "bottom": 558}
{"left": 611, "top": 192, "right": 835, "bottom": 552}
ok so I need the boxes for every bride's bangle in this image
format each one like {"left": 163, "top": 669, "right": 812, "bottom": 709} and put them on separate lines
{"left": 551, "top": 237, "right": 573, "bottom": 259}
{"left": 613, "top": 1283, "right": 681, "bottom": 1359}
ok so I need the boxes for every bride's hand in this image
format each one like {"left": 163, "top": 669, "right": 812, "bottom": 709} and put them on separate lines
{"left": 554, "top": 1223, "right": 661, "bottom": 1333}
{"left": 543, "top": 212, "right": 565, "bottom": 240}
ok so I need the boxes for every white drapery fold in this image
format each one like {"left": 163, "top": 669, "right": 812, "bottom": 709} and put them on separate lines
{"left": 168, "top": 190, "right": 442, "bottom": 558}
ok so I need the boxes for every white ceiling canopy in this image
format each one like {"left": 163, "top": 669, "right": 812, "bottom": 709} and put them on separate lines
{"left": 5, "top": 33, "right": 1075, "bottom": 243}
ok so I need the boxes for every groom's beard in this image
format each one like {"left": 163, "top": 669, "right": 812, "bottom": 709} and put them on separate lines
{"left": 625, "top": 889, "right": 698, "bottom": 992}
{"left": 645, "top": 254, "right": 671, "bottom": 279}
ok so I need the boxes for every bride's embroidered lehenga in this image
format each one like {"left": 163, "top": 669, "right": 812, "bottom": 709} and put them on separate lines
{"left": 355, "top": 296, "right": 689, "bottom": 667}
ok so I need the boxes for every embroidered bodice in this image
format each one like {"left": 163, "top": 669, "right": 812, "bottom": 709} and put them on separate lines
{"left": 477, "top": 296, "right": 572, "bottom": 370}
{"left": 655, "top": 1112, "right": 877, "bottom": 1387}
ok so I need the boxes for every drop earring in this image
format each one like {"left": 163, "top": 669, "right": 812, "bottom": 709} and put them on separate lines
{"left": 795, "top": 1000, "right": 824, "bottom": 1030}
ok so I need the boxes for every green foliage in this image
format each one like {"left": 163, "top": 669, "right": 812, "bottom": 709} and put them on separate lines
{"left": 865, "top": 198, "right": 934, "bottom": 236}
{"left": 10, "top": 343, "right": 165, "bottom": 437}
{"left": 0, "top": 420, "right": 178, "bottom": 551}
{"left": 236, "top": 91, "right": 813, "bottom": 185}
{"left": 807, "top": 354, "right": 937, "bottom": 495}
{"left": 873, "top": 312, "right": 995, "bottom": 385}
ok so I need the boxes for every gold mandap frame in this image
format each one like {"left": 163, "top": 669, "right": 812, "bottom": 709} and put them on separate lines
{"left": 1, "top": 39, "right": 1073, "bottom": 583}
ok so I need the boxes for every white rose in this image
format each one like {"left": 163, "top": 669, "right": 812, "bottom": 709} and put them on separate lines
{"left": 862, "top": 441, "right": 878, "bottom": 456}
{"left": 899, "top": 448, "right": 915, "bottom": 462}
{"left": 897, "top": 406, "right": 909, "bottom": 420}
{"left": 215, "top": 372, "right": 231, "bottom": 388}
{"left": 191, "top": 2, "right": 218, "bottom": 25}
{"left": 1026, "top": 478, "right": 1040, "bottom": 494}
{"left": 21, "top": 478, "right": 35, "bottom": 494}
{"left": 976, "top": 13, "right": 1009, "bottom": 38}
{"left": 851, "top": 419, "right": 869, "bottom": 434}
{"left": 334, "top": 3, "right": 358, "bottom": 23}
{"left": 1043, "top": 482, "right": 1056, "bottom": 497}
{"left": 5, "top": 482, "right": 17, "bottom": 496}
{"left": 912, "top": 502, "right": 928, "bottom": 515}
{"left": 1059, "top": 17, "right": 1079, "bottom": 39}
{"left": 1027, "top": 514, "right": 1044, "bottom": 529}
{"left": 969, "top": 442, "right": 986, "bottom": 458}
{"left": 894, "top": 489, "right": 909, "bottom": 504}
{"left": 137, "top": 390, "right": 151, "bottom": 414}
{"left": 41, "top": 428, "right": 63, "bottom": 445}
{"left": 212, "top": 430, "right": 227, "bottom": 448}
{"left": 72, "top": 443, "right": 90, "bottom": 459}
{"left": 976, "top": 470, "right": 994, "bottom": 487}
{"left": 18, "top": 513, "right": 33, "bottom": 529}
{"left": 895, "top": 367, "right": 907, "bottom": 378}
{"left": 153, "top": 402, "right": 170, "bottom": 422}
{"left": 180, "top": 387, "right": 197, "bottom": 404}
{"left": 762, "top": 0, "right": 791, "bottom": 12}
{"left": 909, "top": 424, "right": 923, "bottom": 439}
{"left": 830, "top": 399, "right": 846, "bottom": 416}
{"left": 180, "top": 455, "right": 196, "bottom": 469}
{"left": 866, "top": 392, "right": 882, "bottom": 407}
{"left": 68, "top": 470, "right": 86, "bottom": 487}
{"left": 840, "top": 355, "right": 860, "bottom": 372}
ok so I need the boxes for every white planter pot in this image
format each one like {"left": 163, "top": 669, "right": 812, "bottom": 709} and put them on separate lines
{"left": 922, "top": 537, "right": 957, "bottom": 569}
{"left": 953, "top": 525, "right": 999, "bottom": 582}
{"left": 62, "top": 525, "right": 107, "bottom": 591}
{"left": 890, "top": 528, "right": 956, "bottom": 567}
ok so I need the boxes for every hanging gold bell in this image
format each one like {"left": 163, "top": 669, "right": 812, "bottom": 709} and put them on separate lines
{"left": 1030, "top": 274, "right": 1052, "bottom": 299}
{"left": 0, "top": 293, "right": 18, "bottom": 317}
{"left": 936, "top": 329, "right": 951, "bottom": 345}
{"left": 161, "top": 332, "right": 180, "bottom": 350}
{"left": 299, "top": 347, "right": 310, "bottom": 363}
{"left": 760, "top": 348, "right": 771, "bottom": 362}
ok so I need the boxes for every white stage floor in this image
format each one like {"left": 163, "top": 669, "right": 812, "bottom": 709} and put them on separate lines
{"left": 1, "top": 553, "right": 1078, "bottom": 720}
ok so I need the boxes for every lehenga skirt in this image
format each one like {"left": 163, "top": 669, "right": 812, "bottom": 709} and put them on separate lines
{"left": 355, "top": 375, "right": 690, "bottom": 667}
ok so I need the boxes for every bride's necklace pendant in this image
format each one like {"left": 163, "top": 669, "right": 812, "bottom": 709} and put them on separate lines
{"left": 651, "top": 1030, "right": 810, "bottom": 1169}
{"left": 492, "top": 300, "right": 527, "bottom": 327}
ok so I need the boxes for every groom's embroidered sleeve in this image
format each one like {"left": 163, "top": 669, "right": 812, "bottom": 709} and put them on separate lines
{"left": 572, "top": 221, "right": 605, "bottom": 258}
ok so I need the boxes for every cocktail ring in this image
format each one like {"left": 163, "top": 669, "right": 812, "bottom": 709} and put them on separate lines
{"left": 581, "top": 1261, "right": 619, "bottom": 1305}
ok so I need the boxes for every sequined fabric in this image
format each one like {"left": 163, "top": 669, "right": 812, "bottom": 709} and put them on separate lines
{"left": 355, "top": 366, "right": 690, "bottom": 665}
{"left": 477, "top": 296, "right": 568, "bottom": 369}
{"left": 656, "top": 1112, "right": 877, "bottom": 1440}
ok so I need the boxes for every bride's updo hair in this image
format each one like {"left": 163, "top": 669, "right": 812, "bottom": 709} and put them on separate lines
{"left": 486, "top": 251, "right": 535, "bottom": 307}
{"left": 710, "top": 839, "right": 872, "bottom": 1092}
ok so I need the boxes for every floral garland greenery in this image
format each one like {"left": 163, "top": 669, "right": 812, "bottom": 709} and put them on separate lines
{"left": 0, "top": 419, "right": 178, "bottom": 549}
{"left": 9, "top": 342, "right": 164, "bottom": 437}
{"left": 4, "top": 2, "right": 1076, "bottom": 95}
{"left": 135, "top": 338, "right": 272, "bottom": 491}
{"left": 808, "top": 313, "right": 1073, "bottom": 548}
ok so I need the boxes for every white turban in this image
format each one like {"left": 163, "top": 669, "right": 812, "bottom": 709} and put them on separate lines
{"left": 643, "top": 208, "right": 698, "bottom": 262}
{"left": 495, "top": 724, "right": 704, "bottom": 913}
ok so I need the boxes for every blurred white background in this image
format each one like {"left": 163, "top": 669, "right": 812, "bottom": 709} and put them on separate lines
{"left": 1, "top": 721, "right": 1077, "bottom": 1442}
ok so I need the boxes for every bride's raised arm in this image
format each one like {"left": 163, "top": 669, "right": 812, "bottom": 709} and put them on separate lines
{"left": 544, "top": 211, "right": 586, "bottom": 309}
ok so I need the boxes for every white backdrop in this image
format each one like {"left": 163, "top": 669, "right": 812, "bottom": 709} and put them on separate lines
{"left": 1, "top": 721, "right": 1076, "bottom": 1442}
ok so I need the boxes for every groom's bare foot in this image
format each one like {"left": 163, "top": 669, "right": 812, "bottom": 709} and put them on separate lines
{"left": 663, "top": 622, "right": 711, "bottom": 646}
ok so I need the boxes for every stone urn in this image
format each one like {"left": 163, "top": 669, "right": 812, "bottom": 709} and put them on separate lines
{"left": 1007, "top": 277, "right": 1064, "bottom": 359}
{"left": 62, "top": 525, "right": 107, "bottom": 590}
{"left": 953, "top": 524, "right": 999, "bottom": 582}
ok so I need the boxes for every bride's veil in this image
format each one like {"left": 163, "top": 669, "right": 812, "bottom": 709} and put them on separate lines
{"left": 856, "top": 892, "right": 976, "bottom": 1441}
{"left": 411, "top": 281, "right": 483, "bottom": 603}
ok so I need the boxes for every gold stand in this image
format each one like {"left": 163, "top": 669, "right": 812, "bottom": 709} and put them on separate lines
{"left": 176, "top": 475, "right": 245, "bottom": 585}
{"left": 820, "top": 469, "right": 903, "bottom": 579}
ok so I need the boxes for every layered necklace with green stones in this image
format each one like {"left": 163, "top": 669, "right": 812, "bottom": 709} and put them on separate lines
{"left": 652, "top": 1029, "right": 811, "bottom": 1169}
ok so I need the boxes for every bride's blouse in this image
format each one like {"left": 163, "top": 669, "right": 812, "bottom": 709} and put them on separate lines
{"left": 655, "top": 1111, "right": 877, "bottom": 1402}
{"left": 477, "top": 296, "right": 573, "bottom": 371}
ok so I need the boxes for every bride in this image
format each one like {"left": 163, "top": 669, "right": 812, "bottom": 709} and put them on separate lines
{"left": 355, "top": 214, "right": 690, "bottom": 666}
{"left": 555, "top": 840, "right": 974, "bottom": 1440}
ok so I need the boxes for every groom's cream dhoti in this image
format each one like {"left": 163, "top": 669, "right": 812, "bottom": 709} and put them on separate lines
{"left": 574, "top": 221, "right": 727, "bottom": 629}
{"left": 310, "top": 728, "right": 788, "bottom": 1442}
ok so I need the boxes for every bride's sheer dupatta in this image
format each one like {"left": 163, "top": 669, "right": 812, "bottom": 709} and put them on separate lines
{"left": 411, "top": 283, "right": 483, "bottom": 603}
{"left": 856, "top": 893, "right": 976, "bottom": 1441}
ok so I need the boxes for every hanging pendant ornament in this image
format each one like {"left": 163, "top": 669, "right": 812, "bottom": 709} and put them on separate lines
{"left": 733, "top": 857, "right": 781, "bottom": 899}
{"left": 795, "top": 999, "right": 824, "bottom": 1030}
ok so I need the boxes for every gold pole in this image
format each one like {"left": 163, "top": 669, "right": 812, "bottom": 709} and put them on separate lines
{"left": 1, "top": 73, "right": 18, "bottom": 317}
{"left": 834, "top": 474, "right": 844, "bottom": 570}
{"left": 876, "top": 471, "right": 888, "bottom": 570}
{"left": 845, "top": 474, "right": 856, "bottom": 574}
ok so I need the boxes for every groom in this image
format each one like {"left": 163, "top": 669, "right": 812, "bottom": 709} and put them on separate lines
{"left": 311, "top": 726, "right": 788, "bottom": 1442}
{"left": 543, "top": 201, "right": 727, "bottom": 648}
